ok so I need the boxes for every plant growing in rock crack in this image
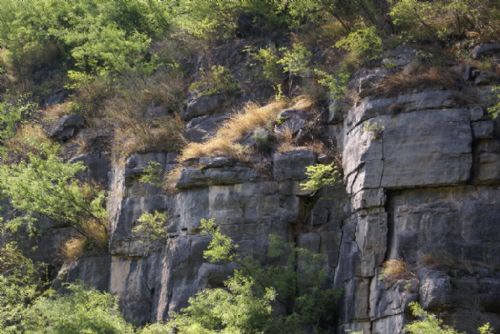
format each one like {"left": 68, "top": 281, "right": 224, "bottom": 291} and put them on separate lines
{"left": 487, "top": 86, "right": 500, "bottom": 119}
{"left": 155, "top": 218, "right": 340, "bottom": 334}
{"left": 300, "top": 163, "right": 341, "bottom": 192}
{"left": 363, "top": 121, "right": 385, "bottom": 140}
{"left": 132, "top": 211, "right": 168, "bottom": 241}
{"left": 139, "top": 161, "right": 164, "bottom": 187}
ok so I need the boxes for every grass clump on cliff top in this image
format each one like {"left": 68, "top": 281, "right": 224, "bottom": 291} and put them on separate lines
{"left": 179, "top": 96, "right": 313, "bottom": 161}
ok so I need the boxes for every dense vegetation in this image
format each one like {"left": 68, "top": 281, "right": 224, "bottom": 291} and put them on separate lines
{"left": 1, "top": 0, "right": 499, "bottom": 332}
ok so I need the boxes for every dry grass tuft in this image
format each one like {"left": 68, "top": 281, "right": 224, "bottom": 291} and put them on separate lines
{"left": 113, "top": 114, "right": 185, "bottom": 159}
{"left": 81, "top": 218, "right": 108, "bottom": 249}
{"left": 180, "top": 96, "right": 314, "bottom": 161}
{"left": 381, "top": 259, "right": 413, "bottom": 282}
{"left": 164, "top": 166, "right": 182, "bottom": 193}
{"left": 372, "top": 67, "right": 459, "bottom": 97}
{"left": 60, "top": 237, "right": 87, "bottom": 261}
{"left": 105, "top": 70, "right": 187, "bottom": 159}
{"left": 41, "top": 101, "right": 73, "bottom": 122}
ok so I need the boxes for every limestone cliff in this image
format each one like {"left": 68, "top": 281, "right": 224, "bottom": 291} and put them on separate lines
{"left": 40, "top": 46, "right": 500, "bottom": 333}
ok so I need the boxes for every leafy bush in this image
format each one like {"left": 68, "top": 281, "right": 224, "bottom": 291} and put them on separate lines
{"left": 277, "top": 43, "right": 312, "bottom": 79}
{"left": 487, "top": 86, "right": 500, "bottom": 119}
{"left": 190, "top": 65, "right": 239, "bottom": 97}
{"left": 335, "top": 26, "right": 382, "bottom": 62}
{"left": 0, "top": 143, "right": 108, "bottom": 246}
{"left": 0, "top": 243, "right": 44, "bottom": 334}
{"left": 300, "top": 163, "right": 341, "bottom": 192}
{"left": 0, "top": 96, "right": 36, "bottom": 152}
{"left": 389, "top": 0, "right": 500, "bottom": 43}
{"left": 314, "top": 68, "right": 351, "bottom": 100}
{"left": 162, "top": 218, "right": 339, "bottom": 334}
{"left": 0, "top": 0, "right": 167, "bottom": 84}
{"left": 405, "top": 302, "right": 495, "bottom": 334}
{"left": 23, "top": 283, "right": 134, "bottom": 334}
{"left": 133, "top": 211, "right": 168, "bottom": 241}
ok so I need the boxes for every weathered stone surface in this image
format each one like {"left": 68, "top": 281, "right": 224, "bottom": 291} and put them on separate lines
{"left": 69, "top": 152, "right": 110, "bottom": 186}
{"left": 273, "top": 149, "right": 316, "bottom": 181}
{"left": 471, "top": 43, "right": 500, "bottom": 59}
{"left": 56, "top": 255, "right": 111, "bottom": 291}
{"left": 345, "top": 90, "right": 459, "bottom": 131}
{"left": 475, "top": 140, "right": 500, "bottom": 183}
{"left": 48, "top": 114, "right": 85, "bottom": 141}
{"left": 185, "top": 114, "right": 228, "bottom": 142}
{"left": 472, "top": 120, "right": 495, "bottom": 139}
{"left": 380, "top": 109, "right": 472, "bottom": 188}
{"left": 177, "top": 164, "right": 261, "bottom": 189}
{"left": 182, "top": 94, "right": 225, "bottom": 121}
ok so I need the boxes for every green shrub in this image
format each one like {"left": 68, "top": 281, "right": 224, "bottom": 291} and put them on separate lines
{"left": 0, "top": 96, "right": 36, "bottom": 146}
{"left": 0, "top": 242, "right": 43, "bottom": 334}
{"left": 0, "top": 0, "right": 167, "bottom": 84}
{"left": 314, "top": 68, "right": 351, "bottom": 100}
{"left": 300, "top": 163, "right": 341, "bottom": 192}
{"left": 0, "top": 144, "right": 108, "bottom": 245}
{"left": 189, "top": 65, "right": 239, "bottom": 97}
{"left": 487, "top": 86, "right": 500, "bottom": 119}
{"left": 133, "top": 211, "right": 168, "bottom": 241}
{"left": 278, "top": 43, "right": 312, "bottom": 79}
{"left": 335, "top": 26, "right": 382, "bottom": 62}
{"left": 162, "top": 218, "right": 339, "bottom": 334}
{"left": 23, "top": 283, "right": 134, "bottom": 334}
{"left": 139, "top": 161, "right": 164, "bottom": 186}
{"left": 389, "top": 0, "right": 500, "bottom": 43}
{"left": 405, "top": 302, "right": 495, "bottom": 334}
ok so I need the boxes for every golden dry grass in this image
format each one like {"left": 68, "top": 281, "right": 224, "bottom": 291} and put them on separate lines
{"left": 41, "top": 101, "right": 73, "bottom": 122}
{"left": 381, "top": 259, "right": 413, "bottom": 282}
{"left": 60, "top": 237, "right": 87, "bottom": 261}
{"left": 105, "top": 70, "right": 187, "bottom": 159}
{"left": 180, "top": 96, "right": 314, "bottom": 161}
{"left": 372, "top": 67, "right": 458, "bottom": 97}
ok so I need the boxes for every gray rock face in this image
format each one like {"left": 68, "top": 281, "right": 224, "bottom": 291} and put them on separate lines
{"left": 185, "top": 114, "right": 228, "bottom": 142}
{"left": 471, "top": 43, "right": 500, "bottom": 59}
{"left": 48, "top": 114, "right": 85, "bottom": 141}
{"left": 50, "top": 78, "right": 500, "bottom": 333}
{"left": 182, "top": 94, "right": 225, "bottom": 121}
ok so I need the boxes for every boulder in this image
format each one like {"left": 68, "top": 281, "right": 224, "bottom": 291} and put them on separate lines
{"left": 48, "top": 114, "right": 85, "bottom": 141}
{"left": 182, "top": 94, "right": 225, "bottom": 121}
{"left": 471, "top": 43, "right": 500, "bottom": 59}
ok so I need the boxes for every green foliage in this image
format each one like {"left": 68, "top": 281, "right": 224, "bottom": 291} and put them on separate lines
{"left": 23, "top": 283, "right": 134, "bottom": 334}
{"left": 139, "top": 161, "right": 164, "bottom": 186}
{"left": 0, "top": 145, "right": 108, "bottom": 242}
{"left": 200, "top": 218, "right": 237, "bottom": 263}
{"left": 300, "top": 163, "right": 341, "bottom": 192}
{"left": 479, "top": 323, "right": 495, "bottom": 334}
{"left": 487, "top": 86, "right": 500, "bottom": 119}
{"left": 335, "top": 26, "right": 382, "bottom": 62}
{"left": 0, "top": 96, "right": 35, "bottom": 145}
{"left": 164, "top": 220, "right": 339, "bottom": 334}
{"left": 277, "top": 43, "right": 312, "bottom": 78}
{"left": 314, "top": 68, "right": 351, "bottom": 100}
{"left": 0, "top": 0, "right": 167, "bottom": 83}
{"left": 190, "top": 65, "right": 239, "bottom": 97}
{"left": 389, "top": 0, "right": 500, "bottom": 43}
{"left": 0, "top": 243, "right": 43, "bottom": 333}
{"left": 249, "top": 46, "right": 282, "bottom": 84}
{"left": 133, "top": 211, "right": 168, "bottom": 241}
{"left": 405, "top": 302, "right": 462, "bottom": 334}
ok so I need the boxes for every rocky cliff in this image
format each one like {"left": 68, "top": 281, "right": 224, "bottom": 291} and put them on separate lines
{"left": 35, "top": 45, "right": 500, "bottom": 334}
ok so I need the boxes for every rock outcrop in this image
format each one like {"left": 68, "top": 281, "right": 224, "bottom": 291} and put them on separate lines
{"left": 32, "top": 47, "right": 500, "bottom": 333}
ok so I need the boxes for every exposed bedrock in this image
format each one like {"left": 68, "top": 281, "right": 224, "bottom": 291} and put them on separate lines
{"left": 58, "top": 80, "right": 500, "bottom": 332}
